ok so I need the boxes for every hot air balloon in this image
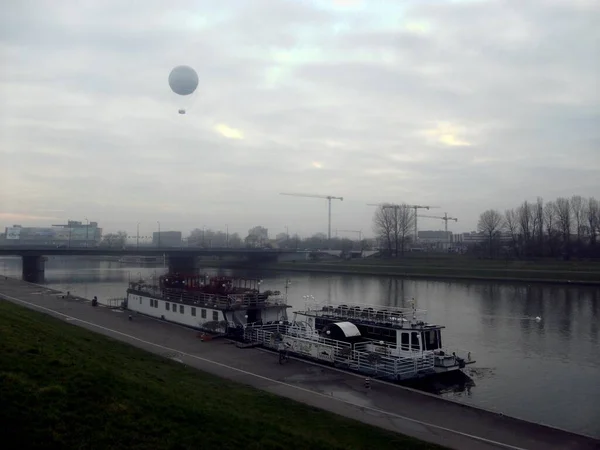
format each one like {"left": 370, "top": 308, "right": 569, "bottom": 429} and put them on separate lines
{"left": 168, "top": 65, "right": 199, "bottom": 114}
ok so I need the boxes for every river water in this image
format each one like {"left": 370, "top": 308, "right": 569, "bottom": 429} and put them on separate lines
{"left": 1, "top": 256, "right": 599, "bottom": 438}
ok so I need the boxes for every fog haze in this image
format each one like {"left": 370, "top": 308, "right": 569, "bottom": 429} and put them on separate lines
{"left": 1, "top": 0, "right": 598, "bottom": 237}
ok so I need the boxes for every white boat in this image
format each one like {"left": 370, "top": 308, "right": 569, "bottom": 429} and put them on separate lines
{"left": 124, "top": 274, "right": 290, "bottom": 336}
{"left": 243, "top": 299, "right": 475, "bottom": 381}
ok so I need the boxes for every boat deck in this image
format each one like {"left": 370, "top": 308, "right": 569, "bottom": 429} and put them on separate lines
{"left": 1, "top": 277, "right": 598, "bottom": 450}
{"left": 128, "top": 287, "right": 289, "bottom": 311}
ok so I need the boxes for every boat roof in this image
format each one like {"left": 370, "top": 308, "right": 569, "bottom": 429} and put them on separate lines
{"left": 332, "top": 321, "right": 361, "bottom": 338}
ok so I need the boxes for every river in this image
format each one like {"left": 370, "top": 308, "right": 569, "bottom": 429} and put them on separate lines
{"left": 1, "top": 256, "right": 599, "bottom": 438}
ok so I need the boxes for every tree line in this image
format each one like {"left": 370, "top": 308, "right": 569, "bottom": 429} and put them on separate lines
{"left": 478, "top": 196, "right": 600, "bottom": 259}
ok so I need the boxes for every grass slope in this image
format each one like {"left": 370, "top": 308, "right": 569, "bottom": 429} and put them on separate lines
{"left": 0, "top": 300, "right": 444, "bottom": 450}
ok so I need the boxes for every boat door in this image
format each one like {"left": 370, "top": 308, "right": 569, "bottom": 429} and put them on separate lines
{"left": 246, "top": 308, "right": 260, "bottom": 324}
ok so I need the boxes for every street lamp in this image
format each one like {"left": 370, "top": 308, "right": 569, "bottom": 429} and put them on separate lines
{"left": 157, "top": 221, "right": 161, "bottom": 247}
{"left": 226, "top": 224, "right": 229, "bottom": 248}
{"left": 137, "top": 222, "right": 140, "bottom": 249}
{"left": 85, "top": 217, "right": 89, "bottom": 248}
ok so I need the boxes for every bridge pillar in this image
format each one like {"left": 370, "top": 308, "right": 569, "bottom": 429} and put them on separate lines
{"left": 22, "top": 255, "right": 45, "bottom": 283}
{"left": 168, "top": 255, "right": 198, "bottom": 274}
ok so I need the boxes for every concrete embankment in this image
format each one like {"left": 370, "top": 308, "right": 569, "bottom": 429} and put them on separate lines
{"left": 0, "top": 277, "right": 598, "bottom": 450}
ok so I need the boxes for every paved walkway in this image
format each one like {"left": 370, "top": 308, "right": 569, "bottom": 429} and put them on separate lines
{"left": 0, "top": 277, "right": 598, "bottom": 450}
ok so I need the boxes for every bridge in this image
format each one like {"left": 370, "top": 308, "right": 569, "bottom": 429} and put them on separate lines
{"left": 0, "top": 246, "right": 303, "bottom": 282}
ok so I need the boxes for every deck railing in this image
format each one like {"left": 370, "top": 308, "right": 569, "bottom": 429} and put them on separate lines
{"left": 128, "top": 286, "right": 288, "bottom": 310}
{"left": 244, "top": 324, "right": 436, "bottom": 380}
{"left": 296, "top": 304, "right": 428, "bottom": 328}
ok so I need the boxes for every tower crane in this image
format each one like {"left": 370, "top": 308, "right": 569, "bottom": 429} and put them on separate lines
{"left": 418, "top": 212, "right": 458, "bottom": 241}
{"left": 336, "top": 229, "right": 363, "bottom": 241}
{"left": 368, "top": 202, "right": 439, "bottom": 242}
{"left": 280, "top": 192, "right": 344, "bottom": 240}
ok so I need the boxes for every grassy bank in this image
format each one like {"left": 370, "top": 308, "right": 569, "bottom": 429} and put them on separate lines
{"left": 197, "top": 255, "right": 600, "bottom": 285}
{"left": 0, "top": 300, "right": 443, "bottom": 450}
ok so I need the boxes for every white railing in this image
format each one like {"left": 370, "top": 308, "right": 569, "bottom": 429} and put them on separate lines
{"left": 244, "top": 324, "right": 436, "bottom": 380}
{"left": 100, "top": 297, "right": 126, "bottom": 308}
{"left": 129, "top": 284, "right": 288, "bottom": 310}
{"left": 302, "top": 300, "right": 427, "bottom": 316}
{"left": 296, "top": 304, "right": 427, "bottom": 327}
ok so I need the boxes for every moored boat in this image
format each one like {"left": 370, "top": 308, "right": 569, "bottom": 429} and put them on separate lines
{"left": 243, "top": 299, "right": 475, "bottom": 381}
{"left": 124, "top": 273, "right": 290, "bottom": 335}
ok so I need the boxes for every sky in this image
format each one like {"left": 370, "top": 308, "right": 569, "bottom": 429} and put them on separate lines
{"left": 1, "top": 0, "right": 598, "bottom": 239}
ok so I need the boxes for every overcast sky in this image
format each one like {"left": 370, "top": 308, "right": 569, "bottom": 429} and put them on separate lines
{"left": 1, "top": 0, "right": 598, "bottom": 238}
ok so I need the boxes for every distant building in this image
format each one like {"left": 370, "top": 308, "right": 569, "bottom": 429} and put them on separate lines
{"left": 153, "top": 231, "right": 182, "bottom": 247}
{"left": 417, "top": 230, "right": 453, "bottom": 251}
{"left": 455, "top": 231, "right": 512, "bottom": 244}
{"left": 4, "top": 221, "right": 102, "bottom": 246}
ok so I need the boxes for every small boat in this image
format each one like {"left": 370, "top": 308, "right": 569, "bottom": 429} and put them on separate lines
{"left": 243, "top": 299, "right": 475, "bottom": 381}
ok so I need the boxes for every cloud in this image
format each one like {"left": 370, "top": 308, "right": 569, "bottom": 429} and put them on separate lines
{"left": 423, "top": 123, "right": 472, "bottom": 147}
{"left": 0, "top": 0, "right": 598, "bottom": 236}
{"left": 214, "top": 123, "right": 244, "bottom": 140}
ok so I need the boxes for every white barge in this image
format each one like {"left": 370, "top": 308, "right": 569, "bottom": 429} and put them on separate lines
{"left": 124, "top": 274, "right": 290, "bottom": 336}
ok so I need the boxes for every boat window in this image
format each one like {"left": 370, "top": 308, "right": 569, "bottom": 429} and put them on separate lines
{"left": 201, "top": 309, "right": 207, "bottom": 319}
{"left": 411, "top": 332, "right": 420, "bottom": 351}
{"left": 422, "top": 330, "right": 440, "bottom": 350}
{"left": 191, "top": 307, "right": 196, "bottom": 317}
{"left": 180, "top": 305, "right": 184, "bottom": 314}
{"left": 400, "top": 332, "right": 410, "bottom": 351}
{"left": 139, "top": 298, "right": 142, "bottom": 304}
{"left": 165, "top": 302, "right": 170, "bottom": 311}
{"left": 212, "top": 311, "right": 218, "bottom": 321}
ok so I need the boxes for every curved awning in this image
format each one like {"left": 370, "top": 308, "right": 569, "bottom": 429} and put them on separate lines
{"left": 333, "top": 321, "right": 361, "bottom": 338}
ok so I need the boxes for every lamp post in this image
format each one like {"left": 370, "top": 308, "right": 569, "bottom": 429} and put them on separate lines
{"left": 226, "top": 224, "right": 229, "bottom": 248}
{"left": 136, "top": 223, "right": 140, "bottom": 248}
{"left": 85, "top": 217, "right": 89, "bottom": 248}
{"left": 157, "top": 221, "right": 161, "bottom": 247}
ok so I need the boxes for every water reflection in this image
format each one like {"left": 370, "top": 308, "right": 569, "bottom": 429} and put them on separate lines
{"left": 1, "top": 257, "right": 599, "bottom": 438}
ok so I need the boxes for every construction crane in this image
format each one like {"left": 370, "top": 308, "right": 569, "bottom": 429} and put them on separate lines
{"left": 418, "top": 212, "right": 458, "bottom": 240}
{"left": 408, "top": 205, "right": 439, "bottom": 243}
{"left": 336, "top": 229, "right": 363, "bottom": 241}
{"left": 280, "top": 192, "right": 343, "bottom": 240}
{"left": 368, "top": 203, "right": 439, "bottom": 242}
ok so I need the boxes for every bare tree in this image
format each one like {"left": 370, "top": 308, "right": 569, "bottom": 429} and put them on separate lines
{"left": 544, "top": 201, "right": 558, "bottom": 256}
{"left": 533, "top": 197, "right": 544, "bottom": 254}
{"left": 517, "top": 201, "right": 532, "bottom": 256}
{"left": 504, "top": 208, "right": 520, "bottom": 257}
{"left": 555, "top": 197, "right": 572, "bottom": 256}
{"left": 372, "top": 204, "right": 415, "bottom": 257}
{"left": 478, "top": 209, "right": 504, "bottom": 258}
{"left": 571, "top": 195, "right": 585, "bottom": 244}
{"left": 587, "top": 197, "right": 599, "bottom": 245}
{"left": 373, "top": 206, "right": 395, "bottom": 256}
{"left": 394, "top": 204, "right": 415, "bottom": 256}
